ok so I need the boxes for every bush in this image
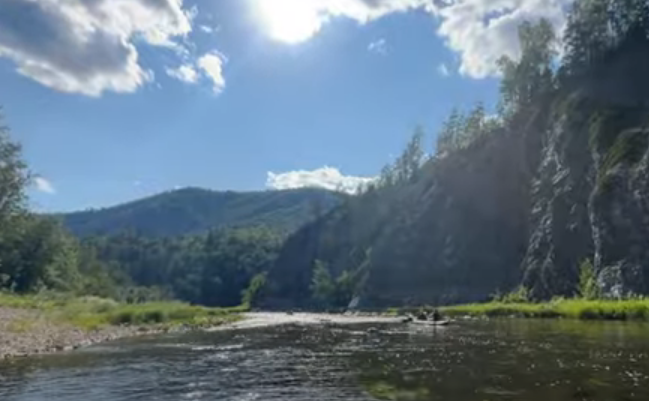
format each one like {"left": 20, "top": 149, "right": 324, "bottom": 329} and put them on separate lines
{"left": 492, "top": 286, "right": 530, "bottom": 303}
{"left": 111, "top": 310, "right": 135, "bottom": 325}
{"left": 142, "top": 309, "right": 168, "bottom": 324}
{"left": 578, "top": 259, "right": 600, "bottom": 300}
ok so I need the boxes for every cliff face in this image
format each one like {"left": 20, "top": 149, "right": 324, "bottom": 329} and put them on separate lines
{"left": 591, "top": 127, "right": 649, "bottom": 297}
{"left": 521, "top": 100, "right": 596, "bottom": 299}
{"left": 523, "top": 45, "right": 649, "bottom": 299}
{"left": 363, "top": 128, "right": 535, "bottom": 306}
{"left": 588, "top": 45, "right": 649, "bottom": 296}
{"left": 265, "top": 126, "right": 541, "bottom": 307}
{"left": 264, "top": 31, "right": 649, "bottom": 308}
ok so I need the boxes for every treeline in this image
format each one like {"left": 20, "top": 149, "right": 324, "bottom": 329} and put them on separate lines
{"left": 263, "top": 0, "right": 649, "bottom": 308}
{"left": 0, "top": 112, "right": 282, "bottom": 307}
{"left": 0, "top": 115, "right": 114, "bottom": 296}
{"left": 82, "top": 227, "right": 280, "bottom": 306}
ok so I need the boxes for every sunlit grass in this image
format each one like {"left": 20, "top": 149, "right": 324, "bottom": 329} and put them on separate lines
{"left": 362, "top": 380, "right": 431, "bottom": 401}
{"left": 442, "top": 299, "right": 649, "bottom": 321}
{"left": 0, "top": 292, "right": 245, "bottom": 331}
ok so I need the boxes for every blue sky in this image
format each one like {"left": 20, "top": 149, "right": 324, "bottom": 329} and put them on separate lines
{"left": 0, "top": 0, "right": 569, "bottom": 212}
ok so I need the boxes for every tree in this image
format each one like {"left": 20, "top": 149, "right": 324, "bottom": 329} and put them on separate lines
{"left": 563, "top": 0, "right": 614, "bottom": 77}
{"left": 334, "top": 270, "right": 355, "bottom": 307}
{"left": 497, "top": 19, "right": 557, "bottom": 116}
{"left": 200, "top": 227, "right": 280, "bottom": 306}
{"left": 242, "top": 272, "right": 267, "bottom": 307}
{"left": 0, "top": 110, "right": 29, "bottom": 224}
{"left": 379, "top": 128, "right": 427, "bottom": 188}
{"left": 310, "top": 260, "right": 335, "bottom": 306}
{"left": 578, "top": 259, "right": 600, "bottom": 299}
{"left": 436, "top": 108, "right": 464, "bottom": 155}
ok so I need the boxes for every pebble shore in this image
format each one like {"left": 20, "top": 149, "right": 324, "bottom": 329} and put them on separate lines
{"left": 0, "top": 307, "right": 160, "bottom": 360}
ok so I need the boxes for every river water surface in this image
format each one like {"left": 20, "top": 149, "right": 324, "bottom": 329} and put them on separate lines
{"left": 1, "top": 315, "right": 649, "bottom": 401}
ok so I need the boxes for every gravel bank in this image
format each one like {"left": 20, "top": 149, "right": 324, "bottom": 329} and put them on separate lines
{"left": 1, "top": 310, "right": 399, "bottom": 360}
{"left": 0, "top": 307, "right": 156, "bottom": 360}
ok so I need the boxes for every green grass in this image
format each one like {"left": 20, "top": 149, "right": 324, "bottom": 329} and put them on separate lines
{"left": 0, "top": 292, "right": 245, "bottom": 331}
{"left": 362, "top": 380, "right": 430, "bottom": 401}
{"left": 442, "top": 299, "right": 649, "bottom": 321}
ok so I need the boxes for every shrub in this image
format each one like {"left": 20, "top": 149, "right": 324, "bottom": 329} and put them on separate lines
{"left": 501, "top": 286, "right": 530, "bottom": 303}
{"left": 578, "top": 259, "right": 600, "bottom": 300}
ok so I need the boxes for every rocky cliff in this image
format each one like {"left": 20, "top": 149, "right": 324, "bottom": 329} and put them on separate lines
{"left": 524, "top": 41, "right": 649, "bottom": 299}
{"left": 263, "top": 6, "right": 649, "bottom": 307}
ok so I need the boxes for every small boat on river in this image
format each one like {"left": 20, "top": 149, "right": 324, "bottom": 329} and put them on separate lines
{"left": 401, "top": 314, "right": 452, "bottom": 326}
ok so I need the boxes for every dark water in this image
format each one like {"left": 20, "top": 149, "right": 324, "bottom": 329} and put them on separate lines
{"left": 1, "top": 319, "right": 649, "bottom": 401}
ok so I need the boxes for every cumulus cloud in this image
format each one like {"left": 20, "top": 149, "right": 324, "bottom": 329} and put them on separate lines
{"left": 166, "top": 64, "right": 199, "bottom": 83}
{"left": 0, "top": 0, "right": 194, "bottom": 96}
{"left": 165, "top": 51, "right": 227, "bottom": 92}
{"left": 368, "top": 38, "right": 388, "bottom": 55}
{"left": 254, "top": 0, "right": 569, "bottom": 79}
{"left": 197, "top": 52, "right": 226, "bottom": 94}
{"left": 267, "top": 166, "right": 376, "bottom": 194}
{"left": 434, "top": 0, "right": 569, "bottom": 78}
{"left": 437, "top": 62, "right": 450, "bottom": 76}
{"left": 255, "top": 0, "right": 433, "bottom": 43}
{"left": 34, "top": 176, "right": 55, "bottom": 194}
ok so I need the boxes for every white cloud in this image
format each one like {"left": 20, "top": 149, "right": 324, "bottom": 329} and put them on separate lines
{"left": 437, "top": 63, "right": 450, "bottom": 76}
{"left": 253, "top": 0, "right": 569, "bottom": 79}
{"left": 199, "top": 25, "right": 215, "bottom": 34}
{"left": 165, "top": 52, "right": 227, "bottom": 91}
{"left": 254, "top": 0, "right": 434, "bottom": 43}
{"left": 435, "top": 0, "right": 570, "bottom": 78}
{"left": 34, "top": 176, "right": 55, "bottom": 194}
{"left": 197, "top": 52, "right": 226, "bottom": 94}
{"left": 166, "top": 64, "right": 199, "bottom": 84}
{"left": 368, "top": 38, "right": 388, "bottom": 55}
{"left": 267, "top": 166, "right": 376, "bottom": 194}
{"left": 0, "top": 0, "right": 194, "bottom": 96}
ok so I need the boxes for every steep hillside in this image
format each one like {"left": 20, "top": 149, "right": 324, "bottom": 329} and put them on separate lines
{"left": 262, "top": 2, "right": 649, "bottom": 308}
{"left": 60, "top": 188, "right": 341, "bottom": 237}
{"left": 266, "top": 121, "right": 544, "bottom": 307}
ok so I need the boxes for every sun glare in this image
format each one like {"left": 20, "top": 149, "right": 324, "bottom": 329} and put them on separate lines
{"left": 256, "top": 0, "right": 324, "bottom": 44}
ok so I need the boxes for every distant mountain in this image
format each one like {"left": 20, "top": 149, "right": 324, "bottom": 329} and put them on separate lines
{"left": 59, "top": 188, "right": 342, "bottom": 237}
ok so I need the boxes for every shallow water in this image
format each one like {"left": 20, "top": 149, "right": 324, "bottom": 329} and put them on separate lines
{"left": 1, "top": 318, "right": 649, "bottom": 401}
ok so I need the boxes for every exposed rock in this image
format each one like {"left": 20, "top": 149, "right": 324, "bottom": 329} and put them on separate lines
{"left": 590, "top": 127, "right": 649, "bottom": 296}
{"left": 521, "top": 102, "right": 595, "bottom": 299}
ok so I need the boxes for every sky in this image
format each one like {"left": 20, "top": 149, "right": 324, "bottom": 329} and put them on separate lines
{"left": 0, "top": 0, "right": 569, "bottom": 212}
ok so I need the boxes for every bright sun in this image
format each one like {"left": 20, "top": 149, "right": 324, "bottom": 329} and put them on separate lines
{"left": 256, "top": 0, "right": 324, "bottom": 44}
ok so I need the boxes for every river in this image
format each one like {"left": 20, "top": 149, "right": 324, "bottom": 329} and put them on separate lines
{"left": 1, "top": 314, "right": 649, "bottom": 401}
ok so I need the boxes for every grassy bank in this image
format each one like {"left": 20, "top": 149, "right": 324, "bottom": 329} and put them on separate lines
{"left": 0, "top": 292, "right": 245, "bottom": 331}
{"left": 441, "top": 299, "right": 649, "bottom": 321}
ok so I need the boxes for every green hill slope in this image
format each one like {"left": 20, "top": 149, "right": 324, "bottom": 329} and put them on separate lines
{"left": 60, "top": 187, "right": 341, "bottom": 237}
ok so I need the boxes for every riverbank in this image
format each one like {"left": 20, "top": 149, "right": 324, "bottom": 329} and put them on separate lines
{"left": 441, "top": 299, "right": 649, "bottom": 320}
{"left": 0, "top": 293, "right": 243, "bottom": 360}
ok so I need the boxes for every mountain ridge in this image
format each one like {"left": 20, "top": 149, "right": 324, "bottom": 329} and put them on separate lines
{"left": 58, "top": 187, "right": 341, "bottom": 237}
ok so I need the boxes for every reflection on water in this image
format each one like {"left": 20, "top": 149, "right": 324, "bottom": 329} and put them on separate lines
{"left": 1, "top": 319, "right": 649, "bottom": 401}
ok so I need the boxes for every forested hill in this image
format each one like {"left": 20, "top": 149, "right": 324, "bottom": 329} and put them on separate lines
{"left": 59, "top": 187, "right": 341, "bottom": 237}
{"left": 261, "top": 0, "right": 649, "bottom": 309}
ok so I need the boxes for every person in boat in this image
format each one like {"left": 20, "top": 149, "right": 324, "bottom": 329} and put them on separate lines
{"left": 416, "top": 310, "right": 428, "bottom": 321}
{"left": 431, "top": 308, "right": 442, "bottom": 322}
